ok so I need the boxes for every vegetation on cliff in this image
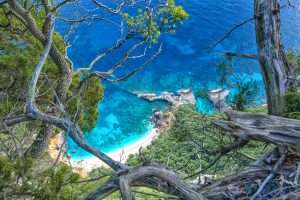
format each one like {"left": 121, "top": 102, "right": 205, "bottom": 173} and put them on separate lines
{"left": 128, "top": 105, "right": 270, "bottom": 177}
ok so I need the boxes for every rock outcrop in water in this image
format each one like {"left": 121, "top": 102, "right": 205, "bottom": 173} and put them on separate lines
{"left": 133, "top": 89, "right": 195, "bottom": 132}
{"left": 151, "top": 110, "right": 175, "bottom": 131}
{"left": 134, "top": 89, "right": 196, "bottom": 107}
{"left": 208, "top": 88, "right": 229, "bottom": 112}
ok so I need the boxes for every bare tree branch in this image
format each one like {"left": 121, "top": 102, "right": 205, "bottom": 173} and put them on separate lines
{"left": 225, "top": 52, "right": 258, "bottom": 60}
{"left": 52, "top": 0, "right": 77, "bottom": 12}
{"left": 207, "top": 17, "right": 255, "bottom": 49}
{"left": 250, "top": 153, "right": 286, "bottom": 200}
{"left": 92, "top": 0, "right": 126, "bottom": 14}
{"left": 214, "top": 111, "right": 300, "bottom": 148}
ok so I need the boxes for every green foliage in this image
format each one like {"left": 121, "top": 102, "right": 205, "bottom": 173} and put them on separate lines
{"left": 231, "top": 79, "right": 259, "bottom": 111}
{"left": 67, "top": 74, "right": 104, "bottom": 132}
{"left": 0, "top": 156, "right": 35, "bottom": 199}
{"left": 123, "top": 0, "right": 188, "bottom": 43}
{"left": 160, "top": 0, "right": 189, "bottom": 22}
{"left": 127, "top": 105, "right": 269, "bottom": 177}
{"left": 216, "top": 57, "right": 259, "bottom": 111}
{"left": 287, "top": 51, "right": 300, "bottom": 76}
{"left": 284, "top": 88, "right": 300, "bottom": 120}
{"left": 245, "top": 105, "right": 268, "bottom": 113}
{"left": 0, "top": 8, "right": 104, "bottom": 131}
{"left": 217, "top": 57, "right": 233, "bottom": 87}
{"left": 285, "top": 51, "right": 300, "bottom": 119}
{"left": 0, "top": 9, "right": 61, "bottom": 118}
{"left": 0, "top": 154, "right": 114, "bottom": 200}
{"left": 32, "top": 164, "right": 80, "bottom": 200}
{"left": 0, "top": 8, "right": 107, "bottom": 199}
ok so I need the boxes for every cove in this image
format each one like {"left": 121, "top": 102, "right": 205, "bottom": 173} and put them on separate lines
{"left": 56, "top": 0, "right": 300, "bottom": 160}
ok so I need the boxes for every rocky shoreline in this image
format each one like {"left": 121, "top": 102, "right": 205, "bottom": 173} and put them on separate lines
{"left": 134, "top": 89, "right": 196, "bottom": 107}
{"left": 48, "top": 88, "right": 199, "bottom": 176}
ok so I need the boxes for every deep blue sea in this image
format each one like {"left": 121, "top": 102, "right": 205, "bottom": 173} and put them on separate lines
{"left": 56, "top": 0, "right": 300, "bottom": 159}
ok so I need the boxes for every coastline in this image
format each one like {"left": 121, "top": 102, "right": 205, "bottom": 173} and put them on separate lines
{"left": 48, "top": 89, "right": 187, "bottom": 176}
{"left": 48, "top": 127, "right": 160, "bottom": 176}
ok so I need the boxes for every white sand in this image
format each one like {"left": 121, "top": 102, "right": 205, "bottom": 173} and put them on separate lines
{"left": 49, "top": 128, "right": 159, "bottom": 175}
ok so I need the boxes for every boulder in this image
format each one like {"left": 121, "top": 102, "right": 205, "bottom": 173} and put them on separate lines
{"left": 208, "top": 88, "right": 229, "bottom": 112}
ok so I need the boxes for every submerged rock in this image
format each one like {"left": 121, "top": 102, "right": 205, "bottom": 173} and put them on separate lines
{"left": 134, "top": 89, "right": 196, "bottom": 107}
{"left": 208, "top": 88, "right": 229, "bottom": 112}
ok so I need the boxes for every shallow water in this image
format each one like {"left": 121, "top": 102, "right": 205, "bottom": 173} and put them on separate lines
{"left": 57, "top": 0, "right": 300, "bottom": 159}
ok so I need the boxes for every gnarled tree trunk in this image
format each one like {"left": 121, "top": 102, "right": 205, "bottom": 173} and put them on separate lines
{"left": 7, "top": 0, "right": 72, "bottom": 158}
{"left": 254, "top": 0, "right": 292, "bottom": 116}
{"left": 25, "top": 124, "right": 52, "bottom": 158}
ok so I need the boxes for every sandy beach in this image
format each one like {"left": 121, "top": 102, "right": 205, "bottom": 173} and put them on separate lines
{"left": 48, "top": 128, "right": 159, "bottom": 176}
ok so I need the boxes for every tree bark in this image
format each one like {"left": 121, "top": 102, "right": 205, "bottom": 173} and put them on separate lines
{"left": 214, "top": 111, "right": 300, "bottom": 148}
{"left": 254, "top": 0, "right": 292, "bottom": 116}
{"left": 118, "top": 165, "right": 206, "bottom": 200}
{"left": 7, "top": 0, "right": 72, "bottom": 102}
{"left": 25, "top": 124, "right": 52, "bottom": 158}
{"left": 7, "top": 0, "right": 72, "bottom": 158}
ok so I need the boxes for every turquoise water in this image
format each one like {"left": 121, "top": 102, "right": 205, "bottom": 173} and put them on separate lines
{"left": 57, "top": 0, "right": 300, "bottom": 159}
